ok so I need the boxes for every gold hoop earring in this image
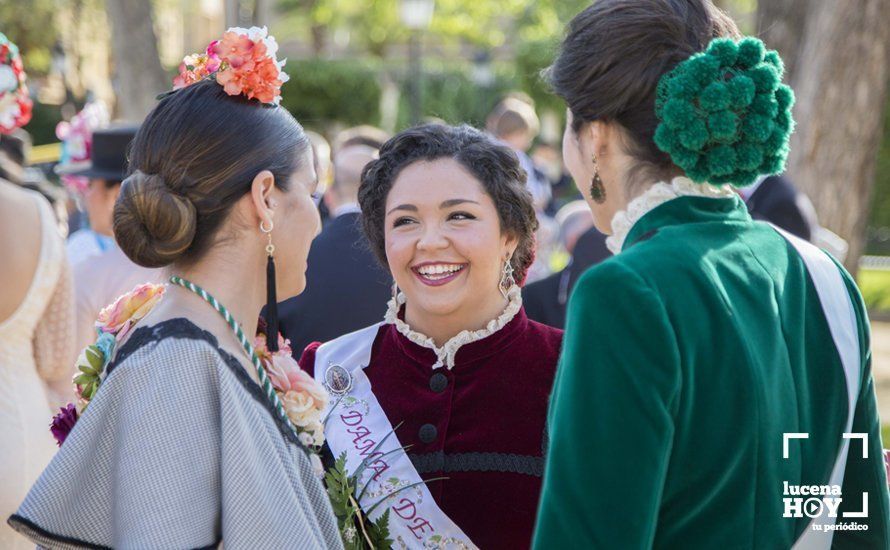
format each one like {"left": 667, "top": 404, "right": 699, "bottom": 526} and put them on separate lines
{"left": 590, "top": 153, "right": 606, "bottom": 204}
{"left": 260, "top": 219, "right": 274, "bottom": 256}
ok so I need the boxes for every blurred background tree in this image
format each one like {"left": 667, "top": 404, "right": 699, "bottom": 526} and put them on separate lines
{"left": 106, "top": 0, "right": 167, "bottom": 120}
{"left": 758, "top": 0, "right": 890, "bottom": 273}
{"left": 0, "top": 0, "right": 58, "bottom": 74}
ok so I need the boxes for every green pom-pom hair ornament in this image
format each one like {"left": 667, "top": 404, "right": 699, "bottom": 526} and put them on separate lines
{"left": 654, "top": 37, "right": 795, "bottom": 187}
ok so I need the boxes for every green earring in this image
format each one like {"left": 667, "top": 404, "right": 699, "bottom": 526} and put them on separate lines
{"left": 590, "top": 154, "right": 606, "bottom": 204}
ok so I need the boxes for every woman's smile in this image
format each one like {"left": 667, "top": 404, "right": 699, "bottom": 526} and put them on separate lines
{"left": 411, "top": 261, "right": 469, "bottom": 286}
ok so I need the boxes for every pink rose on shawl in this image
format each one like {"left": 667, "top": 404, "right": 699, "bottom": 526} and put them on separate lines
{"left": 254, "top": 331, "right": 292, "bottom": 364}
{"left": 95, "top": 283, "right": 165, "bottom": 341}
{"left": 264, "top": 353, "right": 329, "bottom": 411}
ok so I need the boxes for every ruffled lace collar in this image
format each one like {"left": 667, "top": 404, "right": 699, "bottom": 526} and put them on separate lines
{"left": 384, "top": 286, "right": 523, "bottom": 370}
{"left": 606, "top": 176, "right": 735, "bottom": 254}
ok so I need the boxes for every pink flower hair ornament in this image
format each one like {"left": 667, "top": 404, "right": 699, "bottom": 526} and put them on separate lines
{"left": 161, "top": 26, "right": 289, "bottom": 106}
{"left": 54, "top": 100, "right": 111, "bottom": 194}
{"left": 0, "top": 32, "right": 33, "bottom": 134}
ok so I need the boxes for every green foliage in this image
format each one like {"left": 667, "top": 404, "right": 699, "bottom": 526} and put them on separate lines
{"left": 275, "top": 0, "right": 589, "bottom": 55}
{"left": 280, "top": 59, "right": 381, "bottom": 128}
{"left": 365, "top": 509, "right": 393, "bottom": 549}
{"left": 27, "top": 101, "right": 64, "bottom": 146}
{"left": 0, "top": 0, "right": 58, "bottom": 74}
{"left": 324, "top": 451, "right": 393, "bottom": 549}
{"left": 654, "top": 37, "right": 794, "bottom": 188}
{"left": 858, "top": 269, "right": 890, "bottom": 313}
{"left": 279, "top": 58, "right": 538, "bottom": 133}
{"left": 273, "top": 0, "right": 589, "bottom": 131}
{"left": 73, "top": 344, "right": 105, "bottom": 403}
{"left": 395, "top": 62, "right": 514, "bottom": 128}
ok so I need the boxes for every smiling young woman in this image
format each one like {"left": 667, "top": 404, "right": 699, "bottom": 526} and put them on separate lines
{"left": 299, "top": 124, "right": 563, "bottom": 549}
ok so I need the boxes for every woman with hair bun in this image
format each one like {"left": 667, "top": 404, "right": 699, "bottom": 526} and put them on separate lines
{"left": 9, "top": 28, "right": 342, "bottom": 549}
{"left": 299, "top": 123, "right": 563, "bottom": 549}
{"left": 535, "top": 1, "right": 889, "bottom": 548}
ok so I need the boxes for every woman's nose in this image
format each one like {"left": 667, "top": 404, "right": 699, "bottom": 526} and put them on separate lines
{"left": 416, "top": 224, "right": 449, "bottom": 250}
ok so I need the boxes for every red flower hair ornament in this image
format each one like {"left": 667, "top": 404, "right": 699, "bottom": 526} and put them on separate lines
{"left": 163, "top": 26, "right": 288, "bottom": 106}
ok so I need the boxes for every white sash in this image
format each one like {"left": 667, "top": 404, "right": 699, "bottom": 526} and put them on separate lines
{"left": 314, "top": 324, "right": 477, "bottom": 549}
{"left": 775, "top": 228, "right": 861, "bottom": 549}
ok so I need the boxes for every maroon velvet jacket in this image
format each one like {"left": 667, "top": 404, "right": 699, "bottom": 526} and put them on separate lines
{"left": 301, "top": 307, "right": 562, "bottom": 549}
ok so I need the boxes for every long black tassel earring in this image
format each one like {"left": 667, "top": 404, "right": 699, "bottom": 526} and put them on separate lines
{"left": 590, "top": 153, "right": 606, "bottom": 204}
{"left": 261, "top": 220, "right": 279, "bottom": 353}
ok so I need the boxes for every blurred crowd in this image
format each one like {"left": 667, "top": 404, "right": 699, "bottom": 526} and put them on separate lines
{"left": 2, "top": 88, "right": 837, "bottom": 366}
{"left": 0, "top": 19, "right": 875, "bottom": 546}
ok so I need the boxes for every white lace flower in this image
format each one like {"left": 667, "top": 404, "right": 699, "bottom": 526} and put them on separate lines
{"left": 298, "top": 431, "right": 314, "bottom": 447}
{"left": 310, "top": 453, "right": 324, "bottom": 478}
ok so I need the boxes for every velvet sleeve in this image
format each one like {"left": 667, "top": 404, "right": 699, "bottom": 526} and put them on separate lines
{"left": 299, "top": 341, "right": 322, "bottom": 377}
{"left": 533, "top": 260, "right": 681, "bottom": 548}
{"left": 834, "top": 266, "right": 890, "bottom": 548}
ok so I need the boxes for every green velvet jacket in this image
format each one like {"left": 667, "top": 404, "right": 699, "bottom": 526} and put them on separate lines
{"left": 534, "top": 195, "right": 889, "bottom": 549}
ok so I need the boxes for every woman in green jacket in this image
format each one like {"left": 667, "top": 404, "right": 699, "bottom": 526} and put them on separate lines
{"left": 534, "top": 1, "right": 890, "bottom": 548}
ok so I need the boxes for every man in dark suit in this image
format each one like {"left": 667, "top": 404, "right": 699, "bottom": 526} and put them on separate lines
{"left": 523, "top": 202, "right": 611, "bottom": 329}
{"left": 742, "top": 174, "right": 819, "bottom": 241}
{"left": 277, "top": 144, "right": 392, "bottom": 354}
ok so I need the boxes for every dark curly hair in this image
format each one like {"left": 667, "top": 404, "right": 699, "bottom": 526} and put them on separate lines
{"left": 358, "top": 124, "right": 538, "bottom": 285}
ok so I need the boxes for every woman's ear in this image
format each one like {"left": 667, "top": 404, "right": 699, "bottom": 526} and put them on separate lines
{"left": 250, "top": 170, "right": 276, "bottom": 226}
{"left": 584, "top": 120, "right": 608, "bottom": 159}
{"left": 503, "top": 233, "right": 520, "bottom": 260}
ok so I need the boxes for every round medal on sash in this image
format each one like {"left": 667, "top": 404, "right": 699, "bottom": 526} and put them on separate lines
{"left": 324, "top": 363, "right": 353, "bottom": 395}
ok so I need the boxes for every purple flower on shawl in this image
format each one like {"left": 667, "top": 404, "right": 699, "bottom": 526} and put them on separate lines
{"left": 50, "top": 403, "right": 78, "bottom": 447}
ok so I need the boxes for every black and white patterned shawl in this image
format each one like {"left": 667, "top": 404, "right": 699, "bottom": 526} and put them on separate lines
{"left": 8, "top": 318, "right": 343, "bottom": 549}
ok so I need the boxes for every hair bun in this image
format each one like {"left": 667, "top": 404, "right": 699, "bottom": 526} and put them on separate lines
{"left": 653, "top": 37, "right": 795, "bottom": 187}
{"left": 113, "top": 170, "right": 197, "bottom": 267}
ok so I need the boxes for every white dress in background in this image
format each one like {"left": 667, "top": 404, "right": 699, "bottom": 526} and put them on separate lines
{"left": 72, "top": 244, "right": 161, "bottom": 352}
{"left": 66, "top": 228, "right": 114, "bottom": 269}
{"left": 0, "top": 191, "right": 75, "bottom": 550}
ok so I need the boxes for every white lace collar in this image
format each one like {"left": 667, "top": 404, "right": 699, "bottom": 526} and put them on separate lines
{"left": 384, "top": 286, "right": 523, "bottom": 370}
{"left": 606, "top": 176, "right": 736, "bottom": 254}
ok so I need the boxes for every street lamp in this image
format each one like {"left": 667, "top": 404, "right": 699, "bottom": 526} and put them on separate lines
{"left": 399, "top": 0, "right": 434, "bottom": 125}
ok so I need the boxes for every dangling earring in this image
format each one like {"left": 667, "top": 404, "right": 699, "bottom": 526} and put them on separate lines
{"left": 260, "top": 219, "right": 280, "bottom": 352}
{"left": 499, "top": 255, "right": 516, "bottom": 299}
{"left": 391, "top": 281, "right": 400, "bottom": 302}
{"left": 590, "top": 153, "right": 606, "bottom": 204}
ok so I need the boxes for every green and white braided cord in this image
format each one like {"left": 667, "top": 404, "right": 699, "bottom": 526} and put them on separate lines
{"left": 169, "top": 275, "right": 299, "bottom": 438}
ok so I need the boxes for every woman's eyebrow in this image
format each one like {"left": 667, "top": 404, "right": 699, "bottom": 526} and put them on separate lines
{"left": 440, "top": 199, "right": 479, "bottom": 208}
{"left": 386, "top": 204, "right": 418, "bottom": 215}
{"left": 386, "top": 199, "right": 479, "bottom": 216}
